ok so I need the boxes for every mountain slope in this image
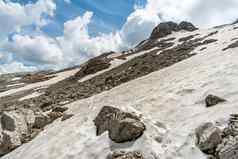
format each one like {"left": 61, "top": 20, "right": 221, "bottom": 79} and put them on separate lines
{"left": 1, "top": 22, "right": 238, "bottom": 159}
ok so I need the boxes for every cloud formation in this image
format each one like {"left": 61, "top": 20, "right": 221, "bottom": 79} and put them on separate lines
{"left": 0, "top": 0, "right": 56, "bottom": 37}
{"left": 1, "top": 0, "right": 238, "bottom": 74}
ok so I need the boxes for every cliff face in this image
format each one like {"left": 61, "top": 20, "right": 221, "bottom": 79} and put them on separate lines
{"left": 1, "top": 21, "right": 238, "bottom": 159}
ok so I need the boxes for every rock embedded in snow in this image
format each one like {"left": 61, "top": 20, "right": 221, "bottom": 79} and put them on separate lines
{"left": 33, "top": 112, "right": 50, "bottom": 129}
{"left": 109, "top": 117, "right": 146, "bottom": 143}
{"left": 1, "top": 111, "right": 28, "bottom": 137}
{"left": 106, "top": 151, "right": 144, "bottom": 159}
{"left": 213, "top": 114, "right": 238, "bottom": 159}
{"left": 227, "top": 114, "right": 238, "bottom": 136}
{"left": 75, "top": 54, "right": 111, "bottom": 79}
{"left": 205, "top": 94, "right": 226, "bottom": 107}
{"left": 94, "top": 106, "right": 145, "bottom": 143}
{"left": 217, "top": 136, "right": 238, "bottom": 159}
{"left": 0, "top": 109, "right": 39, "bottom": 155}
{"left": 20, "top": 109, "right": 35, "bottom": 129}
{"left": 0, "top": 130, "right": 21, "bottom": 155}
{"left": 52, "top": 106, "right": 68, "bottom": 113}
{"left": 195, "top": 122, "right": 222, "bottom": 154}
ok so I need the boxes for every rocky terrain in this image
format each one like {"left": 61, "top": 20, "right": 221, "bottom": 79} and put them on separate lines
{"left": 0, "top": 20, "right": 238, "bottom": 158}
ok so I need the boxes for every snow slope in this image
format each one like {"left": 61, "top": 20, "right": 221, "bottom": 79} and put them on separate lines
{"left": 0, "top": 68, "right": 79, "bottom": 98}
{"left": 3, "top": 24, "right": 238, "bottom": 159}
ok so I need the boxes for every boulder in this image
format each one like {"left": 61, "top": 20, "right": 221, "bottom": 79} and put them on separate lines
{"left": 106, "top": 151, "right": 144, "bottom": 159}
{"left": 0, "top": 130, "right": 21, "bottom": 155}
{"left": 1, "top": 111, "right": 28, "bottom": 137}
{"left": 94, "top": 106, "right": 145, "bottom": 143}
{"left": 195, "top": 122, "right": 222, "bottom": 154}
{"left": 109, "top": 118, "right": 146, "bottom": 143}
{"left": 205, "top": 95, "right": 226, "bottom": 107}
{"left": 178, "top": 21, "right": 198, "bottom": 31}
{"left": 94, "top": 106, "right": 122, "bottom": 135}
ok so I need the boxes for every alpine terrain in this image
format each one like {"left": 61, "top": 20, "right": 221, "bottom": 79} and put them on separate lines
{"left": 0, "top": 21, "right": 238, "bottom": 159}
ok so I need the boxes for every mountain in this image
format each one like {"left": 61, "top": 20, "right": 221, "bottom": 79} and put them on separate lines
{"left": 0, "top": 20, "right": 238, "bottom": 159}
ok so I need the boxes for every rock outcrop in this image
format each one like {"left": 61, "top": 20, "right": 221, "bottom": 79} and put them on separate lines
{"left": 179, "top": 21, "right": 198, "bottom": 31}
{"left": 94, "top": 106, "right": 145, "bottom": 143}
{"left": 196, "top": 114, "right": 238, "bottom": 159}
{"left": 216, "top": 114, "right": 238, "bottom": 159}
{"left": 205, "top": 94, "right": 226, "bottom": 107}
{"left": 21, "top": 72, "right": 55, "bottom": 84}
{"left": 75, "top": 54, "right": 111, "bottom": 79}
{"left": 195, "top": 122, "right": 222, "bottom": 154}
{"left": 217, "top": 135, "right": 238, "bottom": 159}
{"left": 106, "top": 151, "right": 144, "bottom": 159}
{"left": 0, "top": 109, "right": 36, "bottom": 155}
{"left": 52, "top": 106, "right": 68, "bottom": 113}
{"left": 150, "top": 21, "right": 197, "bottom": 39}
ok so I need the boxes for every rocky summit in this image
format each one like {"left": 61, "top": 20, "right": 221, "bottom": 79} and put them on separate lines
{"left": 0, "top": 19, "right": 238, "bottom": 159}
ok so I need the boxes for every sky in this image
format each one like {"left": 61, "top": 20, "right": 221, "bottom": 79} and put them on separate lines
{"left": 0, "top": 0, "right": 238, "bottom": 74}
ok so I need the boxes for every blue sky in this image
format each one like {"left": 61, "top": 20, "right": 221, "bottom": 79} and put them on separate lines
{"left": 43, "top": 0, "right": 147, "bottom": 37}
{"left": 0, "top": 0, "right": 238, "bottom": 74}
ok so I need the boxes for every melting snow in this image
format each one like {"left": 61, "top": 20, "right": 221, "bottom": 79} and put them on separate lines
{"left": 0, "top": 68, "right": 80, "bottom": 98}
{"left": 3, "top": 24, "right": 238, "bottom": 159}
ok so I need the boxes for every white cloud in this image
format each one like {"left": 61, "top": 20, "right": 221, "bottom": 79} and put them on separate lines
{"left": 6, "top": 34, "right": 63, "bottom": 65}
{"left": 57, "top": 11, "right": 123, "bottom": 65}
{"left": 0, "top": 0, "right": 56, "bottom": 37}
{"left": 3, "top": 12, "right": 122, "bottom": 71}
{"left": 0, "top": 61, "right": 36, "bottom": 74}
{"left": 2, "top": 0, "right": 238, "bottom": 74}
{"left": 142, "top": 0, "right": 238, "bottom": 27}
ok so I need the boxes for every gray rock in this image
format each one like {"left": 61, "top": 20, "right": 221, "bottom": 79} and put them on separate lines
{"left": 205, "top": 94, "right": 226, "bottom": 107}
{"left": 150, "top": 22, "right": 180, "bottom": 39}
{"left": 109, "top": 118, "right": 146, "bottom": 143}
{"left": 195, "top": 122, "right": 222, "bottom": 154}
{"left": 217, "top": 136, "right": 238, "bottom": 159}
{"left": 215, "top": 114, "right": 238, "bottom": 159}
{"left": 33, "top": 112, "right": 50, "bottom": 129}
{"left": 0, "top": 130, "right": 21, "bottom": 155}
{"left": 150, "top": 21, "right": 197, "bottom": 39}
{"left": 94, "top": 106, "right": 122, "bottom": 136}
{"left": 227, "top": 114, "right": 238, "bottom": 136}
{"left": 107, "top": 151, "right": 144, "bottom": 159}
{"left": 94, "top": 106, "right": 145, "bottom": 143}
{"left": 75, "top": 56, "right": 111, "bottom": 78}
{"left": 1, "top": 111, "right": 28, "bottom": 137}
{"left": 20, "top": 109, "right": 35, "bottom": 129}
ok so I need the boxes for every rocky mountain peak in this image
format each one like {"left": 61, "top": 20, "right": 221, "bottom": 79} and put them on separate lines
{"left": 150, "top": 21, "right": 198, "bottom": 39}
